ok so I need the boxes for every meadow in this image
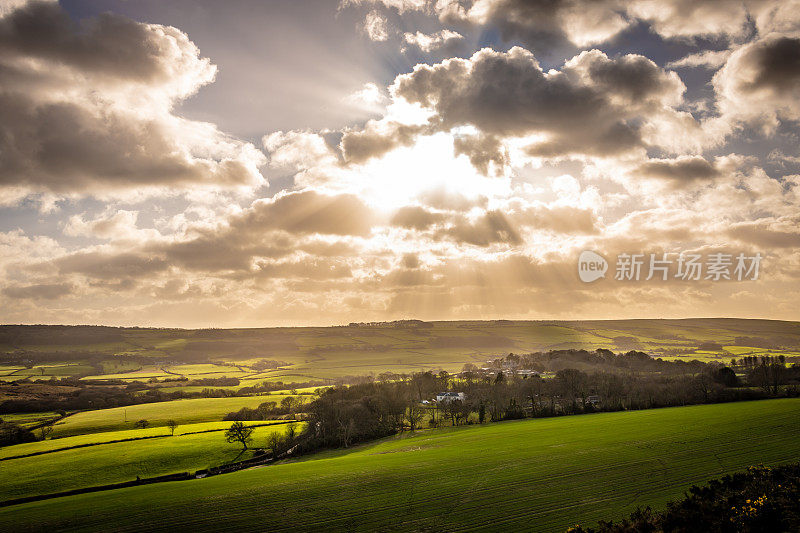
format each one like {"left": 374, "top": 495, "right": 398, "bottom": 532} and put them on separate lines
{"left": 49, "top": 396, "right": 293, "bottom": 438}
{"left": 1, "top": 398, "right": 799, "bottom": 531}
{"left": 0, "top": 421, "right": 298, "bottom": 502}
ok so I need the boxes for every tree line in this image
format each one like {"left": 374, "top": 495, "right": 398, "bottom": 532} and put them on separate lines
{"left": 290, "top": 350, "right": 799, "bottom": 453}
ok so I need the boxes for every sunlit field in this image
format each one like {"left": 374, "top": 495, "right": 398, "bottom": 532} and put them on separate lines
{"left": 1, "top": 420, "right": 299, "bottom": 502}
{"left": 2, "top": 399, "right": 798, "bottom": 531}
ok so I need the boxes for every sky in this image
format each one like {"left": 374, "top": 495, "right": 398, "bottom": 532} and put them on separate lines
{"left": 0, "top": 0, "right": 799, "bottom": 327}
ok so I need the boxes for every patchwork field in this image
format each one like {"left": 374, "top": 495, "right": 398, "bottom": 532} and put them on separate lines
{"left": 2, "top": 399, "right": 799, "bottom": 531}
{"left": 2, "top": 319, "right": 799, "bottom": 387}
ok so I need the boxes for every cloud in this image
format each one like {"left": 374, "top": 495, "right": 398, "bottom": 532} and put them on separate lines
{"left": 0, "top": 1, "right": 265, "bottom": 198}
{"left": 713, "top": 33, "right": 800, "bottom": 133}
{"left": 390, "top": 205, "right": 446, "bottom": 229}
{"left": 436, "top": 210, "right": 522, "bottom": 246}
{"left": 237, "top": 190, "right": 377, "bottom": 237}
{"left": 626, "top": 0, "right": 755, "bottom": 41}
{"left": 452, "top": 133, "right": 509, "bottom": 176}
{"left": 450, "top": 0, "right": 629, "bottom": 52}
{"left": 363, "top": 9, "right": 390, "bottom": 41}
{"left": 514, "top": 205, "right": 599, "bottom": 235}
{"left": 2, "top": 282, "right": 72, "bottom": 300}
{"left": 402, "top": 30, "right": 464, "bottom": 53}
{"left": 728, "top": 217, "right": 800, "bottom": 248}
{"left": 55, "top": 250, "right": 169, "bottom": 281}
{"left": 146, "top": 190, "right": 377, "bottom": 274}
{"left": 667, "top": 49, "right": 733, "bottom": 70}
{"left": 392, "top": 47, "right": 688, "bottom": 158}
{"left": 633, "top": 156, "right": 721, "bottom": 185}
{"left": 341, "top": 121, "right": 429, "bottom": 164}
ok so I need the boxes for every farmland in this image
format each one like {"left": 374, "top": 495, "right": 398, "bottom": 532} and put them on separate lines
{"left": 49, "top": 396, "right": 298, "bottom": 438}
{"left": 2, "top": 319, "right": 799, "bottom": 390}
{"left": 1, "top": 399, "right": 799, "bottom": 531}
{"left": 0, "top": 420, "right": 297, "bottom": 502}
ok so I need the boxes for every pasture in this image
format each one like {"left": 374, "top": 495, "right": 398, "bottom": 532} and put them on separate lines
{"left": 1, "top": 398, "right": 799, "bottom": 531}
{"left": 0, "top": 420, "right": 298, "bottom": 502}
{"left": 49, "top": 396, "right": 285, "bottom": 438}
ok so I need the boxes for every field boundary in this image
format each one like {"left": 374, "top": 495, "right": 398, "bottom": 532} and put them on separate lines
{"left": 0, "top": 420, "right": 296, "bottom": 462}
{"left": 0, "top": 440, "right": 290, "bottom": 508}
{"left": 0, "top": 472, "right": 195, "bottom": 508}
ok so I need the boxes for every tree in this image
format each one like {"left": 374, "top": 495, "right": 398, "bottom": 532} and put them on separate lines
{"left": 166, "top": 419, "right": 178, "bottom": 436}
{"left": 281, "top": 396, "right": 297, "bottom": 416}
{"left": 134, "top": 419, "right": 149, "bottom": 429}
{"left": 225, "top": 421, "right": 253, "bottom": 450}
{"left": 39, "top": 423, "right": 54, "bottom": 440}
{"left": 405, "top": 400, "right": 427, "bottom": 432}
{"left": 0, "top": 422, "right": 36, "bottom": 446}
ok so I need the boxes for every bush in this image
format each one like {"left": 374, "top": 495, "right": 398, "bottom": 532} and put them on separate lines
{"left": 0, "top": 422, "right": 37, "bottom": 447}
{"left": 569, "top": 463, "right": 800, "bottom": 532}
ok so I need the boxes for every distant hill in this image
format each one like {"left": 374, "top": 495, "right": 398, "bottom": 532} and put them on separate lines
{"left": 1, "top": 319, "right": 798, "bottom": 383}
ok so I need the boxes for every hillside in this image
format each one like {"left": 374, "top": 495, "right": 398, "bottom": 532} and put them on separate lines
{"left": 2, "top": 398, "right": 799, "bottom": 532}
{"left": 2, "top": 319, "right": 799, "bottom": 387}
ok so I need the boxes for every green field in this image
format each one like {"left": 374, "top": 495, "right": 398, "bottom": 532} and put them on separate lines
{"left": 50, "top": 397, "right": 281, "bottom": 438}
{"left": 2, "top": 399, "right": 799, "bottom": 531}
{"left": 0, "top": 421, "right": 298, "bottom": 502}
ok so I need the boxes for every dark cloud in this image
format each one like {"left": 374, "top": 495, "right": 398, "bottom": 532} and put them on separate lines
{"left": 2, "top": 282, "right": 73, "bottom": 300}
{"left": 341, "top": 122, "right": 428, "bottom": 164}
{"left": 452, "top": 133, "right": 508, "bottom": 176}
{"left": 236, "top": 190, "right": 376, "bottom": 237}
{"left": 519, "top": 205, "right": 598, "bottom": 234}
{"left": 634, "top": 156, "right": 721, "bottom": 183}
{"left": 56, "top": 252, "right": 168, "bottom": 280}
{"left": 390, "top": 205, "right": 446, "bottom": 230}
{"left": 0, "top": 95, "right": 258, "bottom": 191}
{"left": 0, "top": 1, "right": 197, "bottom": 84}
{"left": 453, "top": 0, "right": 626, "bottom": 55}
{"left": 437, "top": 210, "right": 522, "bottom": 246}
{"left": 401, "top": 252, "right": 420, "bottom": 268}
{"left": 150, "top": 191, "right": 375, "bottom": 274}
{"left": 0, "top": 1, "right": 264, "bottom": 196}
{"left": 728, "top": 219, "right": 800, "bottom": 248}
{"left": 736, "top": 36, "right": 800, "bottom": 95}
{"left": 714, "top": 33, "right": 800, "bottom": 128}
{"left": 393, "top": 47, "right": 685, "bottom": 158}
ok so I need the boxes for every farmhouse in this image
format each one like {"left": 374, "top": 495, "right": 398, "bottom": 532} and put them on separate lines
{"left": 436, "top": 392, "right": 465, "bottom": 403}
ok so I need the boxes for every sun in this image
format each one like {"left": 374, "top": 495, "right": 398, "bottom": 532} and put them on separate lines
{"left": 354, "top": 132, "right": 510, "bottom": 212}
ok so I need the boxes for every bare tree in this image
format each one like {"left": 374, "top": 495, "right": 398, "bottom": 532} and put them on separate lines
{"left": 166, "top": 419, "right": 178, "bottom": 436}
{"left": 39, "top": 423, "right": 54, "bottom": 440}
{"left": 225, "top": 421, "right": 254, "bottom": 450}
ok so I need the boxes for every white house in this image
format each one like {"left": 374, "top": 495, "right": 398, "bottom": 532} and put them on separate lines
{"left": 436, "top": 392, "right": 465, "bottom": 403}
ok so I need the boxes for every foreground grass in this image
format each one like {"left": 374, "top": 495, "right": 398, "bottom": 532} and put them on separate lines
{"left": 0, "top": 421, "right": 298, "bottom": 502}
{"left": 2, "top": 399, "right": 799, "bottom": 532}
{"left": 50, "top": 396, "right": 274, "bottom": 438}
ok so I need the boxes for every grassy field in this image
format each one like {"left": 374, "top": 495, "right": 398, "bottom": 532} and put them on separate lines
{"left": 50, "top": 396, "right": 286, "bottom": 438}
{"left": 1, "top": 399, "right": 798, "bottom": 531}
{"left": 0, "top": 421, "right": 298, "bottom": 502}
